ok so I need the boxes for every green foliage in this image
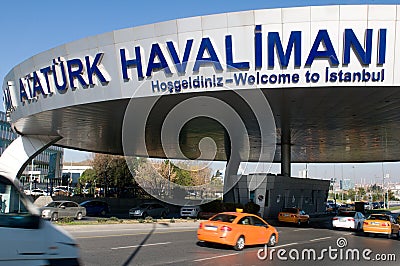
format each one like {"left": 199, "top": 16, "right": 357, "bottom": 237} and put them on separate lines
{"left": 170, "top": 218, "right": 175, "bottom": 223}
{"left": 58, "top": 217, "right": 74, "bottom": 223}
{"left": 244, "top": 201, "right": 260, "bottom": 214}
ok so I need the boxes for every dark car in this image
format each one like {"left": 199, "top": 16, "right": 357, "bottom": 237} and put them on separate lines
{"left": 129, "top": 203, "right": 169, "bottom": 218}
{"left": 80, "top": 200, "right": 110, "bottom": 216}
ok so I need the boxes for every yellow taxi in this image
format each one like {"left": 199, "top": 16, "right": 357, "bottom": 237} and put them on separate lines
{"left": 278, "top": 207, "right": 310, "bottom": 225}
{"left": 363, "top": 213, "right": 400, "bottom": 239}
{"left": 197, "top": 212, "right": 278, "bottom": 251}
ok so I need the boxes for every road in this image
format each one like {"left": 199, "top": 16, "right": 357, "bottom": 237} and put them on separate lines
{"left": 62, "top": 219, "right": 400, "bottom": 266}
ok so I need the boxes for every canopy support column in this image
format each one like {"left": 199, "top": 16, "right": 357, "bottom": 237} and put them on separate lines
{"left": 0, "top": 135, "right": 61, "bottom": 181}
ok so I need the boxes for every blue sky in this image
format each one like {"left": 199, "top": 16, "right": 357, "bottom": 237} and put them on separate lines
{"left": 1, "top": 0, "right": 400, "bottom": 182}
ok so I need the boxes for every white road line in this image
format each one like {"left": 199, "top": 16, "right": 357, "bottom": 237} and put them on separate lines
{"left": 309, "top": 236, "right": 332, "bottom": 242}
{"left": 270, "top": 242, "right": 299, "bottom": 249}
{"left": 74, "top": 226, "right": 198, "bottom": 233}
{"left": 293, "top": 228, "right": 311, "bottom": 232}
{"left": 193, "top": 253, "right": 239, "bottom": 262}
{"left": 111, "top": 241, "right": 171, "bottom": 250}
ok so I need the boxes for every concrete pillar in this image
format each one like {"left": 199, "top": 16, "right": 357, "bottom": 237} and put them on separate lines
{"left": 0, "top": 135, "right": 61, "bottom": 181}
{"left": 223, "top": 130, "right": 241, "bottom": 203}
{"left": 281, "top": 125, "right": 291, "bottom": 177}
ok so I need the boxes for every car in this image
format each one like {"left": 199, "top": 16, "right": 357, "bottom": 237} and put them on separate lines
{"left": 278, "top": 207, "right": 310, "bottom": 225}
{"left": 30, "top": 188, "right": 46, "bottom": 196}
{"left": 372, "top": 202, "right": 381, "bottom": 209}
{"left": 180, "top": 205, "right": 201, "bottom": 218}
{"left": 41, "top": 200, "right": 87, "bottom": 221}
{"left": 80, "top": 200, "right": 110, "bottom": 216}
{"left": 332, "top": 211, "right": 365, "bottom": 231}
{"left": 363, "top": 213, "right": 400, "bottom": 239}
{"left": 128, "top": 203, "right": 169, "bottom": 218}
{"left": 197, "top": 212, "right": 278, "bottom": 251}
{"left": 24, "top": 188, "right": 46, "bottom": 196}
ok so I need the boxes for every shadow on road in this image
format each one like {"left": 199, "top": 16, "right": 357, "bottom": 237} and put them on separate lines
{"left": 121, "top": 222, "right": 169, "bottom": 266}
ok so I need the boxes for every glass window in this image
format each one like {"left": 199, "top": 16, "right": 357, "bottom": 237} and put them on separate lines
{"left": 210, "top": 214, "right": 236, "bottom": 223}
{"left": 238, "top": 216, "right": 252, "bottom": 225}
{"left": 0, "top": 176, "right": 39, "bottom": 229}
{"left": 252, "top": 216, "right": 267, "bottom": 227}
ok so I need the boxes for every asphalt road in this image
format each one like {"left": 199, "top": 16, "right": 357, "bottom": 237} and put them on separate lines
{"left": 63, "top": 220, "right": 400, "bottom": 266}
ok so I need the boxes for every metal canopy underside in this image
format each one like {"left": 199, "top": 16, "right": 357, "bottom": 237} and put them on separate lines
{"left": 12, "top": 85, "right": 400, "bottom": 163}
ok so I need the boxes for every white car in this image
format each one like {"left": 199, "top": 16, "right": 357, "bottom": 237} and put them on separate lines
{"left": 31, "top": 188, "right": 46, "bottom": 196}
{"left": 24, "top": 188, "right": 46, "bottom": 196}
{"left": 180, "top": 205, "right": 201, "bottom": 218}
{"left": 332, "top": 211, "right": 365, "bottom": 231}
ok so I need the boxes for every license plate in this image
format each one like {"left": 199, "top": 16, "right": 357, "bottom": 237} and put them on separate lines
{"left": 284, "top": 214, "right": 290, "bottom": 217}
{"left": 339, "top": 218, "right": 346, "bottom": 222}
{"left": 371, "top": 222, "right": 380, "bottom": 225}
{"left": 204, "top": 225, "right": 217, "bottom": 231}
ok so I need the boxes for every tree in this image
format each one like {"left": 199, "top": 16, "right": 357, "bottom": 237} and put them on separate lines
{"left": 78, "top": 169, "right": 96, "bottom": 194}
{"left": 90, "top": 154, "right": 145, "bottom": 197}
{"left": 135, "top": 160, "right": 171, "bottom": 198}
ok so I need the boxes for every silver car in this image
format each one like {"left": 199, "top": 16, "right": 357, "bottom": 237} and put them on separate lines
{"left": 41, "top": 200, "right": 86, "bottom": 221}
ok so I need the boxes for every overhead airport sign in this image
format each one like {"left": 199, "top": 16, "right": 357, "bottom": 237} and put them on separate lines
{"left": 2, "top": 5, "right": 398, "bottom": 117}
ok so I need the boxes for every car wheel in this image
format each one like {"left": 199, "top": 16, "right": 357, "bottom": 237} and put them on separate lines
{"left": 364, "top": 232, "right": 369, "bottom": 237}
{"left": 76, "top": 212, "right": 83, "bottom": 220}
{"left": 233, "top": 236, "right": 245, "bottom": 251}
{"left": 387, "top": 233, "right": 392, "bottom": 239}
{"left": 297, "top": 220, "right": 301, "bottom": 226}
{"left": 100, "top": 210, "right": 106, "bottom": 216}
{"left": 142, "top": 212, "right": 148, "bottom": 219}
{"left": 268, "top": 234, "right": 277, "bottom": 247}
{"left": 51, "top": 212, "right": 58, "bottom": 221}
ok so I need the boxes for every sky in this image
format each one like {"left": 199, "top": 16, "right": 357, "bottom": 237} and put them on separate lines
{"left": 1, "top": 0, "right": 400, "bottom": 183}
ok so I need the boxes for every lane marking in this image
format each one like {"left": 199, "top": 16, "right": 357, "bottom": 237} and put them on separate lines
{"left": 270, "top": 242, "right": 299, "bottom": 249}
{"left": 193, "top": 253, "right": 239, "bottom": 262}
{"left": 111, "top": 242, "right": 171, "bottom": 250}
{"left": 70, "top": 226, "right": 199, "bottom": 234}
{"left": 293, "top": 228, "right": 311, "bottom": 232}
{"left": 309, "top": 236, "right": 332, "bottom": 242}
{"left": 75, "top": 229, "right": 196, "bottom": 239}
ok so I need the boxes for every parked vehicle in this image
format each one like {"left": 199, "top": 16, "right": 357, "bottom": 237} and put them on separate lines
{"left": 332, "top": 211, "right": 365, "bottom": 231}
{"left": 80, "top": 200, "right": 110, "bottom": 216}
{"left": 128, "top": 203, "right": 169, "bottom": 218}
{"left": 24, "top": 188, "right": 46, "bottom": 196}
{"left": 197, "top": 212, "right": 278, "bottom": 251}
{"left": 363, "top": 213, "right": 400, "bottom": 239}
{"left": 181, "top": 205, "right": 201, "bottom": 218}
{"left": 278, "top": 207, "right": 310, "bottom": 225}
{"left": 41, "top": 201, "right": 86, "bottom": 221}
{"left": 0, "top": 175, "right": 80, "bottom": 264}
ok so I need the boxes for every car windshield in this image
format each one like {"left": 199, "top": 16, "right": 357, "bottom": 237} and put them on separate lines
{"left": 210, "top": 214, "right": 236, "bottom": 223}
{"left": 337, "top": 211, "right": 355, "bottom": 217}
{"left": 46, "top": 202, "right": 61, "bottom": 207}
{"left": 139, "top": 204, "right": 151, "bottom": 208}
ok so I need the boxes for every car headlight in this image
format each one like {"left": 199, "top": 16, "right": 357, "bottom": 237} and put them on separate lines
{"left": 134, "top": 210, "right": 141, "bottom": 214}
{"left": 42, "top": 209, "right": 50, "bottom": 215}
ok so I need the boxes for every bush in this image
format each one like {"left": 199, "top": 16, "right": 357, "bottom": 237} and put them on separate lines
{"left": 170, "top": 218, "right": 175, "bottom": 223}
{"left": 244, "top": 201, "right": 260, "bottom": 214}
{"left": 138, "top": 218, "right": 144, "bottom": 223}
{"left": 59, "top": 217, "right": 74, "bottom": 223}
{"left": 97, "top": 218, "right": 108, "bottom": 223}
